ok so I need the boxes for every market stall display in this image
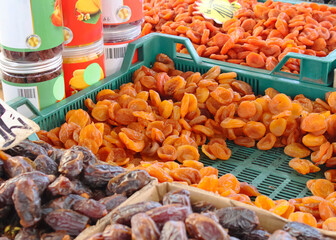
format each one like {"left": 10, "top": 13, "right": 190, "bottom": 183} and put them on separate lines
{"left": 0, "top": 140, "right": 154, "bottom": 239}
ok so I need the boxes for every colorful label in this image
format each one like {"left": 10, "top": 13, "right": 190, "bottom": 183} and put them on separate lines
{"left": 2, "top": 73, "right": 65, "bottom": 114}
{"left": 62, "top": 0, "right": 103, "bottom": 46}
{"left": 63, "top": 54, "right": 105, "bottom": 96}
{"left": 104, "top": 40, "right": 138, "bottom": 76}
{"left": 102, "top": 0, "right": 143, "bottom": 25}
{"left": 195, "top": 0, "right": 241, "bottom": 24}
{"left": 0, "top": 99, "right": 40, "bottom": 150}
{"left": 0, "top": 0, "right": 64, "bottom": 52}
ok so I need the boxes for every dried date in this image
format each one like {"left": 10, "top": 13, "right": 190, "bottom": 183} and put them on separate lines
{"left": 14, "top": 228, "right": 39, "bottom": 240}
{"left": 58, "top": 149, "right": 84, "bottom": 178}
{"left": 160, "top": 221, "right": 188, "bottom": 240}
{"left": 192, "top": 201, "right": 217, "bottom": 213}
{"left": 3, "top": 156, "right": 34, "bottom": 178}
{"left": 162, "top": 189, "right": 191, "bottom": 208}
{"left": 98, "top": 194, "right": 127, "bottom": 212}
{"left": 42, "top": 194, "right": 85, "bottom": 216}
{"left": 34, "top": 154, "right": 58, "bottom": 175}
{"left": 201, "top": 211, "right": 219, "bottom": 222}
{"left": 216, "top": 207, "right": 259, "bottom": 238}
{"left": 48, "top": 176, "right": 74, "bottom": 196}
{"left": 283, "top": 222, "right": 323, "bottom": 240}
{"left": 269, "top": 230, "right": 296, "bottom": 240}
{"left": 107, "top": 170, "right": 152, "bottom": 197}
{"left": 247, "top": 229, "right": 271, "bottom": 240}
{"left": 0, "top": 172, "right": 54, "bottom": 207}
{"left": 83, "top": 164, "right": 125, "bottom": 188}
{"left": 44, "top": 209, "right": 89, "bottom": 236}
{"left": 146, "top": 204, "right": 191, "bottom": 229}
{"left": 40, "top": 231, "right": 71, "bottom": 240}
{"left": 72, "top": 198, "right": 107, "bottom": 220}
{"left": 131, "top": 213, "right": 160, "bottom": 240}
{"left": 71, "top": 179, "right": 93, "bottom": 197}
{"left": 6, "top": 140, "right": 48, "bottom": 160}
{"left": 186, "top": 213, "right": 230, "bottom": 240}
{"left": 12, "top": 178, "right": 41, "bottom": 227}
{"left": 111, "top": 201, "right": 162, "bottom": 226}
{"left": 71, "top": 146, "right": 97, "bottom": 166}
{"left": 102, "top": 224, "right": 132, "bottom": 240}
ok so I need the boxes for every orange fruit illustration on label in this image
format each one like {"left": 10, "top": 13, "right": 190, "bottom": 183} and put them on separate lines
{"left": 75, "top": 0, "right": 101, "bottom": 21}
{"left": 51, "top": 0, "right": 63, "bottom": 27}
{"left": 69, "top": 63, "right": 104, "bottom": 91}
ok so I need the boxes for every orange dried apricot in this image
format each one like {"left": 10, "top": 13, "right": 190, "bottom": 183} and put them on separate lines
{"left": 218, "top": 173, "right": 240, "bottom": 194}
{"left": 288, "top": 212, "right": 317, "bottom": 227}
{"left": 176, "top": 145, "right": 200, "bottom": 163}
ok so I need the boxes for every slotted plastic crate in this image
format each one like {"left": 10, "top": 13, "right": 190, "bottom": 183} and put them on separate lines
{"left": 9, "top": 33, "right": 332, "bottom": 200}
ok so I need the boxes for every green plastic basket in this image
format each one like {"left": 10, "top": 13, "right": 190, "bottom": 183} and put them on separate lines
{"left": 10, "top": 33, "right": 333, "bottom": 200}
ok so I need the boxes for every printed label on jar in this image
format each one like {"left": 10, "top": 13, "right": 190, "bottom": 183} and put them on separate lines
{"left": 102, "top": 0, "right": 143, "bottom": 25}
{"left": 2, "top": 74, "right": 65, "bottom": 115}
{"left": 63, "top": 54, "right": 105, "bottom": 97}
{"left": 104, "top": 42, "right": 138, "bottom": 76}
{"left": 62, "top": 0, "right": 103, "bottom": 46}
{"left": 0, "top": 0, "right": 64, "bottom": 52}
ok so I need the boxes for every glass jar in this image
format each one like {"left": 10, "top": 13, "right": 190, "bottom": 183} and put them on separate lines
{"left": 102, "top": 0, "right": 144, "bottom": 25}
{"left": 0, "top": 0, "right": 64, "bottom": 62}
{"left": 62, "top": 38, "right": 105, "bottom": 96}
{"left": 103, "top": 22, "right": 141, "bottom": 76}
{"left": 62, "top": 0, "right": 103, "bottom": 47}
{"left": 0, "top": 54, "right": 65, "bottom": 113}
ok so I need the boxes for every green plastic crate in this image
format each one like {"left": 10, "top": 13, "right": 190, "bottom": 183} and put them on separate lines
{"left": 10, "top": 33, "right": 333, "bottom": 200}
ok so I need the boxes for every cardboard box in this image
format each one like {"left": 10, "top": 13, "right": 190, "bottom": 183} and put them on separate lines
{"left": 76, "top": 182, "right": 336, "bottom": 239}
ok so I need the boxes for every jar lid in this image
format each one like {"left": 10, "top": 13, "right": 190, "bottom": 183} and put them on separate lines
{"left": 103, "top": 23, "right": 141, "bottom": 43}
{"left": 62, "top": 38, "right": 104, "bottom": 58}
{"left": 0, "top": 53, "right": 62, "bottom": 74}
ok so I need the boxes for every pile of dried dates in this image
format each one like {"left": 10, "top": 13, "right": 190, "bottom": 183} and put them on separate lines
{"left": 0, "top": 140, "right": 153, "bottom": 239}
{"left": 87, "top": 189, "right": 330, "bottom": 240}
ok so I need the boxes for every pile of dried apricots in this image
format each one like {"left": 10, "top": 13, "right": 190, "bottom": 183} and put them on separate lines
{"left": 38, "top": 53, "right": 336, "bottom": 231}
{"left": 142, "top": 0, "right": 336, "bottom": 72}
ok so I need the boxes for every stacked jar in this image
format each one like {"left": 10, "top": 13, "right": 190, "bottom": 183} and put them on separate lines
{"left": 61, "top": 0, "right": 105, "bottom": 97}
{"left": 102, "top": 0, "right": 143, "bottom": 76}
{"left": 0, "top": 0, "right": 65, "bottom": 115}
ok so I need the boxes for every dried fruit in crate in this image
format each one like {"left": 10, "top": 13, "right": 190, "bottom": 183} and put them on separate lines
{"left": 192, "top": 201, "right": 217, "bottom": 213}
{"left": 102, "top": 224, "right": 132, "bottom": 240}
{"left": 111, "top": 201, "right": 162, "bottom": 226}
{"left": 82, "top": 163, "right": 125, "bottom": 188}
{"left": 34, "top": 154, "right": 58, "bottom": 175}
{"left": 5, "top": 140, "right": 48, "bottom": 160}
{"left": 2, "top": 156, "right": 35, "bottom": 178}
{"left": 47, "top": 176, "right": 74, "bottom": 196}
{"left": 42, "top": 194, "right": 85, "bottom": 216}
{"left": 131, "top": 213, "right": 160, "bottom": 240}
{"left": 98, "top": 194, "right": 127, "bottom": 212}
{"left": 13, "top": 178, "right": 41, "bottom": 228}
{"left": 248, "top": 229, "right": 271, "bottom": 240}
{"left": 216, "top": 207, "right": 259, "bottom": 238}
{"left": 44, "top": 209, "right": 89, "bottom": 236}
{"left": 72, "top": 198, "right": 107, "bottom": 219}
{"left": 283, "top": 221, "right": 323, "bottom": 240}
{"left": 146, "top": 204, "right": 192, "bottom": 229}
{"left": 186, "top": 213, "right": 230, "bottom": 240}
{"left": 107, "top": 169, "right": 152, "bottom": 197}
{"left": 162, "top": 189, "right": 191, "bottom": 208}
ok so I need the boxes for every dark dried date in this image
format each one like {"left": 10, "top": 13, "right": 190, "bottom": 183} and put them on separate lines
{"left": 186, "top": 213, "right": 230, "bottom": 240}
{"left": 146, "top": 204, "right": 191, "bottom": 229}
{"left": 216, "top": 207, "right": 259, "bottom": 238}
{"left": 3, "top": 156, "right": 34, "bottom": 177}
{"left": 283, "top": 222, "right": 323, "bottom": 240}
{"left": 34, "top": 154, "right": 58, "bottom": 175}
{"left": 107, "top": 170, "right": 152, "bottom": 197}
{"left": 48, "top": 176, "right": 74, "bottom": 196}
{"left": 98, "top": 194, "right": 127, "bottom": 212}
{"left": 269, "top": 230, "right": 296, "bottom": 240}
{"left": 0, "top": 172, "right": 54, "bottom": 207}
{"left": 58, "top": 149, "right": 84, "bottom": 178}
{"left": 13, "top": 178, "right": 41, "bottom": 227}
{"left": 71, "top": 146, "right": 97, "bottom": 166}
{"left": 40, "top": 231, "right": 71, "bottom": 240}
{"left": 162, "top": 189, "right": 191, "bottom": 208}
{"left": 131, "top": 213, "right": 160, "bottom": 240}
{"left": 6, "top": 140, "right": 48, "bottom": 160}
{"left": 71, "top": 179, "right": 93, "bottom": 197}
{"left": 201, "top": 211, "right": 219, "bottom": 222}
{"left": 83, "top": 164, "right": 125, "bottom": 188}
{"left": 192, "top": 201, "right": 217, "bottom": 213}
{"left": 160, "top": 221, "right": 188, "bottom": 240}
{"left": 42, "top": 194, "right": 85, "bottom": 216}
{"left": 44, "top": 209, "right": 89, "bottom": 236}
{"left": 73, "top": 198, "right": 107, "bottom": 219}
{"left": 247, "top": 229, "right": 271, "bottom": 240}
{"left": 14, "top": 228, "right": 39, "bottom": 240}
{"left": 102, "top": 224, "right": 131, "bottom": 240}
{"left": 111, "top": 201, "right": 162, "bottom": 226}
